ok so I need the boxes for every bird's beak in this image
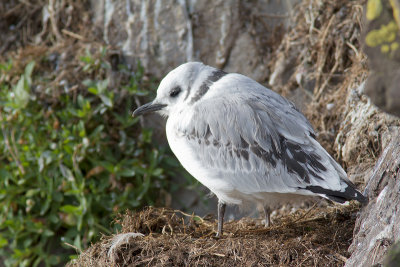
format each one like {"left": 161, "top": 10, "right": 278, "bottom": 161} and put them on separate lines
{"left": 132, "top": 101, "right": 167, "bottom": 117}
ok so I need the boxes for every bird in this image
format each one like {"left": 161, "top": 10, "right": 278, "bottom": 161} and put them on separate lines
{"left": 133, "top": 62, "right": 367, "bottom": 237}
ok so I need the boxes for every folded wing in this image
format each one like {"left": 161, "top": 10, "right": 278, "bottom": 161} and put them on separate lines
{"left": 176, "top": 75, "right": 366, "bottom": 203}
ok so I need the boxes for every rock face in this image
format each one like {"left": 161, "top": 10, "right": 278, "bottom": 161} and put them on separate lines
{"left": 346, "top": 133, "right": 400, "bottom": 267}
{"left": 91, "top": 0, "right": 298, "bottom": 80}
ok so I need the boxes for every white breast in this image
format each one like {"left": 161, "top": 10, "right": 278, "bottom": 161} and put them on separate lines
{"left": 166, "top": 113, "right": 243, "bottom": 203}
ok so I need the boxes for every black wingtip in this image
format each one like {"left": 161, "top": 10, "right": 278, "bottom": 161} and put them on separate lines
{"left": 305, "top": 184, "right": 368, "bottom": 205}
{"left": 356, "top": 192, "right": 368, "bottom": 205}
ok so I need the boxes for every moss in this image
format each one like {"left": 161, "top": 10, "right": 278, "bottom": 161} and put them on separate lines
{"left": 367, "top": 0, "right": 383, "bottom": 20}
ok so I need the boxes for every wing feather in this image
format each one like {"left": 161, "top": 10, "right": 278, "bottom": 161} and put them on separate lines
{"left": 172, "top": 74, "right": 361, "bottom": 200}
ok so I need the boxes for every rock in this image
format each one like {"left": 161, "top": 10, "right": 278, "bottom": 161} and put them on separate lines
{"left": 91, "top": 0, "right": 298, "bottom": 81}
{"left": 91, "top": 0, "right": 194, "bottom": 78}
{"left": 345, "top": 133, "right": 400, "bottom": 267}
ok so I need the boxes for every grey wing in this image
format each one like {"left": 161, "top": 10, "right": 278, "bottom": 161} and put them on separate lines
{"left": 178, "top": 78, "right": 366, "bottom": 202}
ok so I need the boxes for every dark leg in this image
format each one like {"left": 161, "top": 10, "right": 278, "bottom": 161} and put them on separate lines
{"left": 216, "top": 201, "right": 226, "bottom": 238}
{"left": 263, "top": 206, "right": 271, "bottom": 227}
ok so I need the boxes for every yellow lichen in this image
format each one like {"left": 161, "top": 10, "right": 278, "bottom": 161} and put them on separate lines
{"left": 381, "top": 44, "right": 390, "bottom": 53}
{"left": 366, "top": 30, "right": 381, "bottom": 47}
{"left": 387, "top": 21, "right": 398, "bottom": 31}
{"left": 391, "top": 42, "right": 399, "bottom": 51}
{"left": 367, "top": 0, "right": 383, "bottom": 20}
{"left": 389, "top": 0, "right": 400, "bottom": 29}
{"left": 365, "top": 20, "right": 399, "bottom": 47}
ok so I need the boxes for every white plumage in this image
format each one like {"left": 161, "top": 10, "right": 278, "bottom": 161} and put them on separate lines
{"left": 133, "top": 62, "right": 367, "bottom": 237}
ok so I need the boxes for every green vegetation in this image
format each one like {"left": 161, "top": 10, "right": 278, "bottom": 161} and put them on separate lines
{"left": 0, "top": 47, "right": 182, "bottom": 266}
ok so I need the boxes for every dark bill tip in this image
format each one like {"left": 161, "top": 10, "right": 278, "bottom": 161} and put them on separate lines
{"left": 132, "top": 102, "right": 167, "bottom": 117}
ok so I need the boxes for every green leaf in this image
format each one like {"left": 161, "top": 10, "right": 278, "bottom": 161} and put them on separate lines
{"left": 82, "top": 79, "right": 94, "bottom": 87}
{"left": 0, "top": 236, "right": 8, "bottom": 248}
{"left": 99, "top": 94, "right": 112, "bottom": 107}
{"left": 24, "top": 61, "right": 35, "bottom": 86}
{"left": 152, "top": 168, "right": 163, "bottom": 177}
{"left": 43, "top": 229, "right": 54, "bottom": 237}
{"left": 13, "top": 75, "right": 29, "bottom": 108}
{"left": 88, "top": 87, "right": 98, "bottom": 95}
{"left": 97, "top": 79, "right": 108, "bottom": 94}
{"left": 48, "top": 255, "right": 60, "bottom": 265}
{"left": 89, "top": 125, "right": 104, "bottom": 138}
{"left": 119, "top": 169, "right": 135, "bottom": 177}
{"left": 60, "top": 205, "right": 82, "bottom": 215}
{"left": 26, "top": 189, "right": 40, "bottom": 197}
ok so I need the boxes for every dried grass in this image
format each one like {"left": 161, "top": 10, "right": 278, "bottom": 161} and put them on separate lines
{"left": 268, "top": 0, "right": 369, "bottom": 159}
{"left": 68, "top": 204, "right": 360, "bottom": 267}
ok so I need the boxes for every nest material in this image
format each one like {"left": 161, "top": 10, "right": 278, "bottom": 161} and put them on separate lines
{"left": 68, "top": 205, "right": 359, "bottom": 267}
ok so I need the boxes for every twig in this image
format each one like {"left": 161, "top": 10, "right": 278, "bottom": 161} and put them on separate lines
{"left": 173, "top": 209, "right": 205, "bottom": 223}
{"left": 62, "top": 29, "right": 85, "bottom": 41}
{"left": 346, "top": 41, "right": 360, "bottom": 59}
{"left": 48, "top": 0, "right": 64, "bottom": 41}
{"left": 291, "top": 202, "right": 318, "bottom": 224}
{"left": 64, "top": 242, "right": 82, "bottom": 253}
{"left": 315, "top": 37, "right": 344, "bottom": 100}
{"left": 334, "top": 253, "right": 348, "bottom": 263}
{"left": 255, "top": 13, "right": 289, "bottom": 19}
{"left": 314, "top": 15, "right": 335, "bottom": 93}
{"left": 314, "top": 59, "right": 339, "bottom": 100}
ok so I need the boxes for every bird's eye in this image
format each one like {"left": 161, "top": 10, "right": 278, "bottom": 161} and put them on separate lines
{"left": 169, "top": 86, "right": 181, "bottom": 97}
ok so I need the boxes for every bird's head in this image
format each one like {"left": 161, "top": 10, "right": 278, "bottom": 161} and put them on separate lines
{"left": 133, "top": 62, "right": 226, "bottom": 118}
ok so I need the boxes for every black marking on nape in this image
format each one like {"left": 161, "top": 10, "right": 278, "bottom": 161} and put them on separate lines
{"left": 309, "top": 132, "right": 316, "bottom": 139}
{"left": 191, "top": 69, "right": 227, "bottom": 103}
{"left": 305, "top": 182, "right": 367, "bottom": 204}
{"left": 280, "top": 135, "right": 327, "bottom": 183}
{"left": 208, "top": 69, "right": 227, "bottom": 82}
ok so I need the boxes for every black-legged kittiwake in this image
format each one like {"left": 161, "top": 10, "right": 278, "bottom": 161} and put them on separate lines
{"left": 133, "top": 62, "right": 367, "bottom": 237}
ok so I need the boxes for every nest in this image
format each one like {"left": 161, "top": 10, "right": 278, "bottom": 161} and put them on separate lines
{"left": 68, "top": 205, "right": 360, "bottom": 266}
